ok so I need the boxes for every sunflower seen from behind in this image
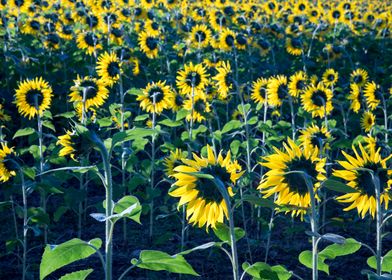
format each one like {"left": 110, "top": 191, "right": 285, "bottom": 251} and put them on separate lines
{"left": 69, "top": 76, "right": 109, "bottom": 109}
{"left": 299, "top": 124, "right": 332, "bottom": 153}
{"left": 301, "top": 83, "right": 333, "bottom": 118}
{"left": 96, "top": 52, "right": 122, "bottom": 87}
{"left": 137, "top": 80, "right": 174, "bottom": 114}
{"left": 0, "top": 142, "right": 16, "bottom": 183}
{"left": 333, "top": 143, "right": 392, "bottom": 218}
{"left": 14, "top": 77, "right": 53, "bottom": 119}
{"left": 169, "top": 145, "right": 243, "bottom": 229}
{"left": 176, "top": 62, "right": 209, "bottom": 96}
{"left": 258, "top": 138, "right": 326, "bottom": 219}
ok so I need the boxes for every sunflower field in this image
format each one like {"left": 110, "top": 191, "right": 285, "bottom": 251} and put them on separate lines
{"left": 1, "top": 0, "right": 392, "bottom": 279}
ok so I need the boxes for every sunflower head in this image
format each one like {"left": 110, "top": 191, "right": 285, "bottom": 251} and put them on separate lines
{"left": 169, "top": 145, "right": 243, "bottom": 229}
{"left": 96, "top": 52, "right": 122, "bottom": 87}
{"left": 69, "top": 76, "right": 109, "bottom": 109}
{"left": 301, "top": 82, "right": 333, "bottom": 118}
{"left": 0, "top": 142, "right": 16, "bottom": 183}
{"left": 361, "top": 111, "right": 376, "bottom": 133}
{"left": 176, "top": 62, "right": 209, "bottom": 96}
{"left": 258, "top": 138, "right": 326, "bottom": 219}
{"left": 333, "top": 143, "right": 392, "bottom": 218}
{"left": 14, "top": 77, "right": 53, "bottom": 119}
{"left": 350, "top": 68, "right": 368, "bottom": 87}
{"left": 322, "top": 68, "right": 339, "bottom": 87}
{"left": 137, "top": 80, "right": 174, "bottom": 114}
{"left": 251, "top": 77, "right": 268, "bottom": 106}
{"left": 213, "top": 61, "right": 234, "bottom": 99}
{"left": 288, "top": 71, "right": 307, "bottom": 98}
{"left": 138, "top": 31, "right": 159, "bottom": 59}
{"left": 164, "top": 149, "right": 188, "bottom": 176}
{"left": 267, "top": 75, "right": 288, "bottom": 107}
{"left": 299, "top": 124, "right": 333, "bottom": 153}
{"left": 57, "top": 129, "right": 92, "bottom": 161}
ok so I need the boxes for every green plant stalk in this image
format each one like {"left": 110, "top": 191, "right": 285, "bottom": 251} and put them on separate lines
{"left": 149, "top": 94, "right": 157, "bottom": 240}
{"left": 95, "top": 136, "right": 113, "bottom": 280}
{"left": 35, "top": 98, "right": 47, "bottom": 244}
{"left": 288, "top": 96, "right": 296, "bottom": 140}
{"left": 20, "top": 166, "right": 27, "bottom": 280}
{"left": 306, "top": 177, "right": 319, "bottom": 280}
{"left": 233, "top": 50, "right": 252, "bottom": 261}
{"left": 215, "top": 178, "right": 239, "bottom": 280}
{"left": 373, "top": 173, "right": 382, "bottom": 276}
{"left": 264, "top": 193, "right": 277, "bottom": 263}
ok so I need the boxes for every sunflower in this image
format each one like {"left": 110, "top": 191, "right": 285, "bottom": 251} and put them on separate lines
{"left": 301, "top": 83, "right": 333, "bottom": 118}
{"left": 322, "top": 68, "right": 339, "bottom": 87}
{"left": 176, "top": 62, "right": 209, "bottom": 96}
{"left": 235, "top": 33, "right": 248, "bottom": 50}
{"left": 14, "top": 77, "right": 53, "bottom": 119}
{"left": 350, "top": 68, "right": 368, "bottom": 87}
{"left": 218, "top": 28, "right": 236, "bottom": 51}
{"left": 145, "top": 20, "right": 161, "bottom": 36}
{"left": 361, "top": 111, "right": 376, "bottom": 133}
{"left": 333, "top": 144, "right": 392, "bottom": 218}
{"left": 364, "top": 81, "right": 382, "bottom": 111}
{"left": 57, "top": 130, "right": 79, "bottom": 161}
{"left": 96, "top": 52, "right": 122, "bottom": 87}
{"left": 0, "top": 143, "right": 16, "bottom": 183}
{"left": 286, "top": 37, "right": 303, "bottom": 56}
{"left": 164, "top": 148, "right": 188, "bottom": 176}
{"left": 267, "top": 75, "right": 288, "bottom": 107}
{"left": 328, "top": 6, "right": 344, "bottom": 24}
{"left": 183, "top": 95, "right": 211, "bottom": 123}
{"left": 76, "top": 31, "right": 102, "bottom": 56}
{"left": 138, "top": 31, "right": 159, "bottom": 59}
{"left": 288, "top": 71, "right": 307, "bottom": 98}
{"left": 189, "top": 24, "right": 212, "bottom": 49}
{"left": 258, "top": 138, "right": 326, "bottom": 219}
{"left": 348, "top": 83, "right": 361, "bottom": 113}
{"left": 299, "top": 124, "right": 332, "bottom": 153}
{"left": 255, "top": 38, "right": 271, "bottom": 56}
{"left": 137, "top": 81, "right": 174, "bottom": 114}
{"left": 69, "top": 76, "right": 109, "bottom": 109}
{"left": 251, "top": 77, "right": 268, "bottom": 105}
{"left": 169, "top": 145, "right": 243, "bottom": 229}
{"left": 213, "top": 61, "right": 234, "bottom": 99}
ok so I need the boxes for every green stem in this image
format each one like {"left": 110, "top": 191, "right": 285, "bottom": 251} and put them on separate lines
{"left": 373, "top": 173, "right": 382, "bottom": 276}
{"left": 306, "top": 176, "right": 319, "bottom": 280}
{"left": 149, "top": 93, "right": 157, "bottom": 240}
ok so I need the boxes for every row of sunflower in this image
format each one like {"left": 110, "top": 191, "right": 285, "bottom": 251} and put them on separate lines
{"left": 0, "top": 0, "right": 392, "bottom": 279}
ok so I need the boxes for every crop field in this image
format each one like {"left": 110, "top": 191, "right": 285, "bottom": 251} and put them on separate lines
{"left": 0, "top": 0, "right": 392, "bottom": 279}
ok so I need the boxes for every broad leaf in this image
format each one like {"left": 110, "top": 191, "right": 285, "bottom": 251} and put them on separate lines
{"left": 13, "top": 127, "right": 36, "bottom": 138}
{"left": 40, "top": 238, "right": 102, "bottom": 280}
{"left": 58, "top": 269, "right": 93, "bottom": 280}
{"left": 213, "top": 223, "right": 245, "bottom": 245}
{"left": 242, "top": 262, "right": 291, "bottom": 280}
{"left": 131, "top": 250, "right": 199, "bottom": 276}
{"left": 322, "top": 179, "right": 357, "bottom": 193}
{"left": 367, "top": 250, "right": 392, "bottom": 273}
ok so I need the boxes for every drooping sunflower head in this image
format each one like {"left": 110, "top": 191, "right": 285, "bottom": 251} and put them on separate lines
{"left": 138, "top": 31, "right": 159, "bottom": 59}
{"left": 258, "top": 138, "right": 326, "bottom": 219}
{"left": 189, "top": 24, "right": 212, "bottom": 49}
{"left": 333, "top": 143, "right": 392, "bottom": 218}
{"left": 219, "top": 28, "right": 236, "bottom": 51}
{"left": 96, "top": 52, "right": 122, "bottom": 87}
{"left": 69, "top": 76, "right": 109, "bottom": 109}
{"left": 251, "top": 77, "right": 268, "bottom": 106}
{"left": 137, "top": 80, "right": 174, "bottom": 114}
{"left": 213, "top": 61, "right": 234, "bottom": 99}
{"left": 364, "top": 81, "right": 382, "bottom": 111}
{"left": 301, "top": 82, "right": 333, "bottom": 118}
{"left": 164, "top": 148, "right": 188, "bottom": 176}
{"left": 350, "top": 68, "right": 368, "bottom": 87}
{"left": 0, "top": 142, "right": 16, "bottom": 183}
{"left": 14, "top": 77, "right": 53, "bottom": 119}
{"left": 285, "top": 37, "right": 303, "bottom": 56}
{"left": 76, "top": 31, "right": 102, "bottom": 55}
{"left": 348, "top": 83, "right": 361, "bottom": 113}
{"left": 361, "top": 111, "right": 376, "bottom": 133}
{"left": 288, "top": 71, "right": 307, "bottom": 98}
{"left": 169, "top": 145, "right": 243, "bottom": 229}
{"left": 57, "top": 129, "right": 92, "bottom": 161}
{"left": 299, "top": 124, "right": 332, "bottom": 153}
{"left": 183, "top": 95, "right": 211, "bottom": 123}
{"left": 322, "top": 68, "right": 339, "bottom": 87}
{"left": 267, "top": 75, "right": 288, "bottom": 107}
{"left": 176, "top": 62, "right": 209, "bottom": 96}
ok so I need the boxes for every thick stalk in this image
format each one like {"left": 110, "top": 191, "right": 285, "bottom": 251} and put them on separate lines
{"left": 95, "top": 137, "right": 113, "bottom": 280}
{"left": 149, "top": 94, "right": 157, "bottom": 240}
{"left": 20, "top": 168, "right": 27, "bottom": 280}
{"left": 307, "top": 177, "right": 318, "bottom": 280}
{"left": 35, "top": 98, "right": 47, "bottom": 244}
{"left": 373, "top": 173, "right": 382, "bottom": 276}
{"left": 288, "top": 96, "right": 296, "bottom": 140}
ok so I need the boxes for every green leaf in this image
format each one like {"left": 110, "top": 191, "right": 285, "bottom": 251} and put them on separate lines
{"left": 181, "top": 172, "right": 214, "bottom": 180}
{"left": 322, "top": 179, "right": 358, "bottom": 193}
{"left": 131, "top": 250, "right": 199, "bottom": 276}
{"left": 13, "top": 127, "right": 36, "bottom": 139}
{"left": 113, "top": 195, "right": 142, "bottom": 224}
{"left": 241, "top": 194, "right": 277, "bottom": 209}
{"left": 176, "top": 109, "right": 188, "bottom": 121}
{"left": 367, "top": 250, "right": 392, "bottom": 273}
{"left": 299, "top": 238, "right": 361, "bottom": 275}
{"left": 42, "top": 120, "right": 55, "bottom": 132}
{"left": 58, "top": 269, "right": 93, "bottom": 280}
{"left": 55, "top": 111, "right": 75, "bottom": 118}
{"left": 22, "top": 167, "right": 36, "bottom": 180}
{"left": 242, "top": 262, "right": 291, "bottom": 280}
{"left": 40, "top": 238, "right": 102, "bottom": 280}
{"left": 213, "top": 223, "right": 245, "bottom": 245}
{"left": 134, "top": 114, "right": 149, "bottom": 121}
{"left": 178, "top": 242, "right": 217, "bottom": 256}
{"left": 159, "top": 119, "right": 183, "bottom": 127}
{"left": 221, "top": 120, "right": 243, "bottom": 134}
